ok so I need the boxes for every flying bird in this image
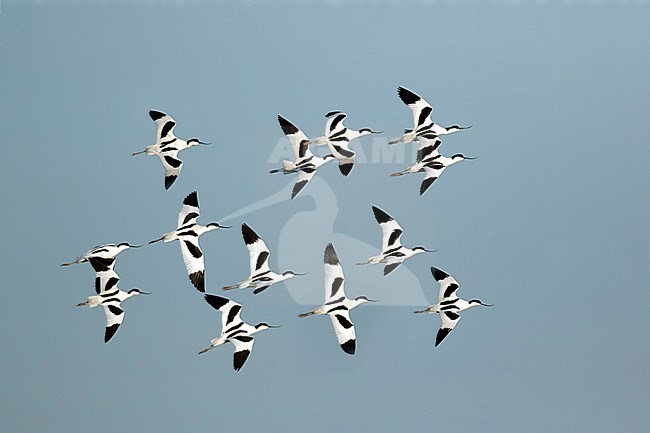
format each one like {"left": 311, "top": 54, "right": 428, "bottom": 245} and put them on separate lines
{"left": 356, "top": 206, "right": 435, "bottom": 275}
{"left": 223, "top": 223, "right": 306, "bottom": 294}
{"left": 270, "top": 115, "right": 336, "bottom": 199}
{"left": 298, "top": 243, "right": 377, "bottom": 355}
{"left": 77, "top": 287, "right": 150, "bottom": 343}
{"left": 198, "top": 294, "right": 280, "bottom": 371}
{"left": 391, "top": 145, "right": 478, "bottom": 195}
{"left": 414, "top": 267, "right": 492, "bottom": 347}
{"left": 149, "top": 191, "right": 230, "bottom": 292}
{"left": 132, "top": 110, "right": 211, "bottom": 190}
{"left": 61, "top": 242, "right": 140, "bottom": 293}
{"left": 311, "top": 111, "right": 382, "bottom": 177}
{"left": 389, "top": 86, "right": 471, "bottom": 145}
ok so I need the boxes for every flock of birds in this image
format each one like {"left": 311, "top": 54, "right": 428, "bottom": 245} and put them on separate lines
{"left": 63, "top": 86, "right": 492, "bottom": 371}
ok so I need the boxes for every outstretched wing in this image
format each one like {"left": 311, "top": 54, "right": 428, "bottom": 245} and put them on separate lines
{"left": 179, "top": 237, "right": 205, "bottom": 292}
{"left": 431, "top": 267, "right": 461, "bottom": 302}
{"left": 102, "top": 302, "right": 125, "bottom": 343}
{"left": 397, "top": 86, "right": 433, "bottom": 133}
{"left": 372, "top": 206, "right": 404, "bottom": 252}
{"left": 231, "top": 335, "right": 256, "bottom": 371}
{"left": 420, "top": 164, "right": 445, "bottom": 196}
{"left": 204, "top": 294, "right": 244, "bottom": 335}
{"left": 436, "top": 310, "right": 461, "bottom": 347}
{"left": 149, "top": 110, "right": 177, "bottom": 143}
{"left": 328, "top": 309, "right": 356, "bottom": 355}
{"left": 242, "top": 223, "right": 271, "bottom": 277}
{"left": 157, "top": 148, "right": 183, "bottom": 190}
{"left": 95, "top": 270, "right": 121, "bottom": 294}
{"left": 326, "top": 139, "right": 355, "bottom": 177}
{"left": 291, "top": 168, "right": 316, "bottom": 200}
{"left": 325, "top": 111, "right": 348, "bottom": 137}
{"left": 177, "top": 191, "right": 200, "bottom": 228}
{"left": 323, "top": 243, "right": 347, "bottom": 302}
{"left": 277, "top": 115, "right": 313, "bottom": 161}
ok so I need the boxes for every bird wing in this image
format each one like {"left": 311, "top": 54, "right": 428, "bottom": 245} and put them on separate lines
{"left": 397, "top": 86, "right": 433, "bottom": 132}
{"left": 431, "top": 267, "right": 461, "bottom": 302}
{"left": 323, "top": 243, "right": 347, "bottom": 302}
{"left": 328, "top": 309, "right": 356, "bottom": 355}
{"left": 291, "top": 168, "right": 316, "bottom": 200}
{"left": 415, "top": 133, "right": 442, "bottom": 163}
{"left": 325, "top": 112, "right": 348, "bottom": 137}
{"left": 436, "top": 310, "right": 461, "bottom": 347}
{"left": 242, "top": 223, "right": 271, "bottom": 276}
{"left": 149, "top": 110, "right": 177, "bottom": 143}
{"left": 371, "top": 206, "right": 404, "bottom": 252}
{"left": 231, "top": 335, "right": 255, "bottom": 371}
{"left": 95, "top": 270, "right": 121, "bottom": 294}
{"left": 326, "top": 139, "right": 355, "bottom": 177}
{"left": 177, "top": 191, "right": 200, "bottom": 228}
{"left": 277, "top": 115, "right": 313, "bottom": 161}
{"left": 157, "top": 148, "right": 183, "bottom": 190}
{"left": 204, "top": 294, "right": 244, "bottom": 334}
{"left": 420, "top": 164, "right": 445, "bottom": 195}
{"left": 102, "top": 302, "right": 125, "bottom": 343}
{"left": 179, "top": 237, "right": 205, "bottom": 292}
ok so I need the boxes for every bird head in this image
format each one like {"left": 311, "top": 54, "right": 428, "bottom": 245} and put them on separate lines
{"left": 451, "top": 153, "right": 478, "bottom": 161}
{"left": 412, "top": 246, "right": 437, "bottom": 254}
{"left": 128, "top": 288, "right": 152, "bottom": 296}
{"left": 207, "top": 222, "right": 231, "bottom": 230}
{"left": 282, "top": 271, "right": 307, "bottom": 278}
{"left": 355, "top": 296, "right": 379, "bottom": 304}
{"left": 358, "top": 128, "right": 383, "bottom": 137}
{"left": 187, "top": 138, "right": 212, "bottom": 147}
{"left": 469, "top": 299, "right": 493, "bottom": 308}
{"left": 446, "top": 124, "right": 473, "bottom": 133}
{"left": 255, "top": 323, "right": 281, "bottom": 331}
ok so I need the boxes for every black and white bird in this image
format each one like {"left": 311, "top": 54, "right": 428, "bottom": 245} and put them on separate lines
{"left": 223, "top": 223, "right": 306, "bottom": 294}
{"left": 311, "top": 111, "right": 382, "bottom": 177}
{"left": 132, "top": 110, "right": 211, "bottom": 190}
{"left": 389, "top": 86, "right": 471, "bottom": 145}
{"left": 149, "top": 191, "right": 230, "bottom": 292}
{"left": 198, "top": 294, "right": 280, "bottom": 371}
{"left": 270, "top": 115, "right": 336, "bottom": 199}
{"left": 77, "top": 287, "right": 150, "bottom": 343}
{"left": 391, "top": 144, "right": 478, "bottom": 195}
{"left": 298, "top": 243, "right": 377, "bottom": 355}
{"left": 356, "top": 206, "right": 435, "bottom": 275}
{"left": 61, "top": 242, "right": 140, "bottom": 293}
{"left": 414, "top": 267, "right": 492, "bottom": 347}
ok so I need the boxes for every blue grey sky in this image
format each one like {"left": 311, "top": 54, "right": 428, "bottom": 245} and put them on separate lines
{"left": 1, "top": 1, "right": 648, "bottom": 432}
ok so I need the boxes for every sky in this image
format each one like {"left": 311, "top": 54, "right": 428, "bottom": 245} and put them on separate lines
{"left": 0, "top": 1, "right": 648, "bottom": 432}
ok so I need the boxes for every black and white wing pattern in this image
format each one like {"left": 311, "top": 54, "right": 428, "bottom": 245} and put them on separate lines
{"left": 325, "top": 111, "right": 347, "bottom": 138}
{"left": 326, "top": 139, "right": 355, "bottom": 177}
{"left": 420, "top": 163, "right": 445, "bottom": 195}
{"left": 231, "top": 335, "right": 255, "bottom": 371}
{"left": 397, "top": 86, "right": 434, "bottom": 135}
{"left": 177, "top": 191, "right": 200, "bottom": 228}
{"left": 156, "top": 147, "right": 183, "bottom": 190}
{"left": 291, "top": 168, "right": 316, "bottom": 200}
{"left": 149, "top": 110, "right": 177, "bottom": 144}
{"left": 323, "top": 243, "right": 356, "bottom": 355}
{"left": 242, "top": 223, "right": 271, "bottom": 277}
{"left": 177, "top": 192, "right": 205, "bottom": 292}
{"left": 95, "top": 270, "right": 121, "bottom": 294}
{"left": 431, "top": 267, "right": 462, "bottom": 347}
{"left": 102, "top": 302, "right": 125, "bottom": 343}
{"left": 415, "top": 133, "right": 442, "bottom": 163}
{"left": 277, "top": 115, "right": 313, "bottom": 162}
{"left": 372, "top": 206, "right": 404, "bottom": 252}
{"left": 204, "top": 294, "right": 244, "bottom": 336}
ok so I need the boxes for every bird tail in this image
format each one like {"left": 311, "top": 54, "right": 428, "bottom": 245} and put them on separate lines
{"left": 61, "top": 257, "right": 83, "bottom": 267}
{"left": 298, "top": 311, "right": 315, "bottom": 318}
{"left": 76, "top": 300, "right": 88, "bottom": 307}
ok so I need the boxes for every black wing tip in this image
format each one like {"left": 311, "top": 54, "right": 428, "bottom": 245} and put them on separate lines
{"left": 397, "top": 86, "right": 420, "bottom": 105}
{"left": 277, "top": 115, "right": 299, "bottom": 135}
{"left": 190, "top": 271, "right": 205, "bottom": 292}
{"left": 383, "top": 263, "right": 400, "bottom": 276}
{"left": 371, "top": 205, "right": 393, "bottom": 224}
{"left": 183, "top": 191, "right": 199, "bottom": 207}
{"left": 233, "top": 349, "right": 251, "bottom": 371}
{"left": 104, "top": 324, "right": 120, "bottom": 343}
{"left": 419, "top": 177, "right": 436, "bottom": 195}
{"left": 204, "top": 293, "right": 230, "bottom": 310}
{"left": 291, "top": 180, "right": 308, "bottom": 200}
{"left": 165, "top": 175, "right": 178, "bottom": 190}
{"left": 435, "top": 327, "right": 452, "bottom": 347}
{"left": 339, "top": 162, "right": 354, "bottom": 177}
{"left": 431, "top": 267, "right": 449, "bottom": 282}
{"left": 324, "top": 243, "right": 339, "bottom": 266}
{"left": 149, "top": 109, "right": 166, "bottom": 121}
{"left": 241, "top": 223, "right": 260, "bottom": 245}
{"left": 340, "top": 339, "right": 356, "bottom": 355}
{"left": 325, "top": 110, "right": 343, "bottom": 118}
